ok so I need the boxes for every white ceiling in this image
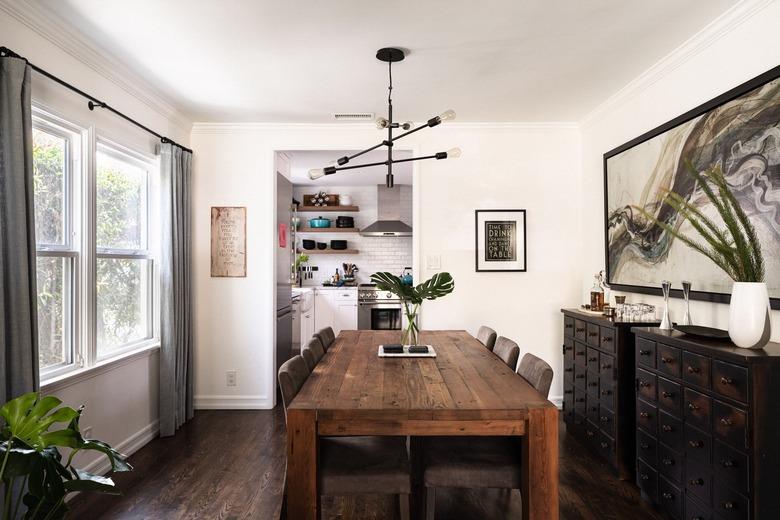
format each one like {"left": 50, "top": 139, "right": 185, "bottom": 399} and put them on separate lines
{"left": 35, "top": 0, "right": 736, "bottom": 122}
{"left": 286, "top": 150, "right": 413, "bottom": 187}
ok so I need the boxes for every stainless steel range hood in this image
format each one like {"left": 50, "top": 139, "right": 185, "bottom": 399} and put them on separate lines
{"left": 360, "top": 185, "right": 413, "bottom": 237}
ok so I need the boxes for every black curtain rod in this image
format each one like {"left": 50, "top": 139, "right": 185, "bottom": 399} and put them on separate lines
{"left": 0, "top": 45, "right": 192, "bottom": 154}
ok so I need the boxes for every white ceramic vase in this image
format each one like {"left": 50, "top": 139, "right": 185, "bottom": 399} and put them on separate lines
{"left": 728, "top": 282, "right": 771, "bottom": 349}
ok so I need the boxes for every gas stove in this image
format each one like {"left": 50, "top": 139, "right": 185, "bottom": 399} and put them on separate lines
{"left": 358, "top": 284, "right": 401, "bottom": 302}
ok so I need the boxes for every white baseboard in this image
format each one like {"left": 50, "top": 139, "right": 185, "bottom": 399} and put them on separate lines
{"left": 194, "top": 394, "right": 273, "bottom": 410}
{"left": 82, "top": 419, "right": 159, "bottom": 476}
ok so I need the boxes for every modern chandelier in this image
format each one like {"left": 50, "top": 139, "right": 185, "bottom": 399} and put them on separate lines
{"left": 309, "top": 47, "right": 460, "bottom": 188}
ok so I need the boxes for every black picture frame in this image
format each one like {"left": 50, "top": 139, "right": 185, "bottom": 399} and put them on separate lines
{"left": 603, "top": 64, "right": 780, "bottom": 310}
{"left": 475, "top": 209, "right": 527, "bottom": 272}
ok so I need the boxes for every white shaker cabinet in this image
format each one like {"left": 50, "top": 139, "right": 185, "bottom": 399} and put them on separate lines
{"left": 314, "top": 288, "right": 357, "bottom": 335}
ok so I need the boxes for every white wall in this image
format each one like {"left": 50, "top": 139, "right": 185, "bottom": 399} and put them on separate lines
{"left": 191, "top": 123, "right": 581, "bottom": 407}
{"left": 579, "top": 0, "right": 780, "bottom": 340}
{"left": 1, "top": 4, "right": 191, "bottom": 472}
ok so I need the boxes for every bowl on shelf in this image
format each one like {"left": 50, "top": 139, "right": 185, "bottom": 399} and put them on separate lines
{"left": 336, "top": 216, "right": 354, "bottom": 228}
{"left": 330, "top": 240, "right": 347, "bottom": 250}
{"left": 302, "top": 239, "right": 315, "bottom": 250}
{"left": 308, "top": 216, "right": 331, "bottom": 228}
{"left": 316, "top": 242, "right": 327, "bottom": 250}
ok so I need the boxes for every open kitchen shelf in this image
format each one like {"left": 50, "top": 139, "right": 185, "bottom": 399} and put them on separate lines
{"left": 303, "top": 249, "right": 359, "bottom": 255}
{"left": 298, "top": 227, "right": 360, "bottom": 233}
{"left": 297, "top": 205, "right": 360, "bottom": 212}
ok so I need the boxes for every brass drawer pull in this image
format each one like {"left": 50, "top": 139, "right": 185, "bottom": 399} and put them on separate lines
{"left": 565, "top": 323, "right": 573, "bottom": 329}
{"left": 639, "top": 443, "right": 649, "bottom": 449}
{"left": 639, "top": 350, "right": 651, "bottom": 356}
{"left": 722, "top": 459, "right": 735, "bottom": 468}
{"left": 565, "top": 367, "right": 573, "bottom": 372}
{"left": 688, "top": 440, "right": 703, "bottom": 448}
{"left": 661, "top": 424, "right": 673, "bottom": 432}
{"left": 720, "top": 418, "right": 733, "bottom": 426}
{"left": 661, "top": 458, "right": 674, "bottom": 466}
{"left": 576, "top": 328, "right": 585, "bottom": 333}
{"left": 661, "top": 356, "right": 674, "bottom": 364}
{"left": 689, "top": 478, "right": 703, "bottom": 486}
{"left": 638, "top": 380, "right": 650, "bottom": 388}
{"left": 640, "top": 473, "right": 649, "bottom": 481}
{"left": 586, "top": 430, "right": 595, "bottom": 437}
{"left": 575, "top": 398, "right": 585, "bottom": 403}
{"left": 720, "top": 376, "right": 734, "bottom": 385}
{"left": 564, "top": 390, "right": 573, "bottom": 395}
{"left": 588, "top": 356, "right": 598, "bottom": 362}
{"left": 600, "top": 441, "right": 608, "bottom": 449}
{"left": 576, "top": 374, "right": 585, "bottom": 379}
{"left": 602, "top": 336, "right": 613, "bottom": 342}
{"left": 588, "top": 331, "right": 598, "bottom": 337}
{"left": 662, "top": 391, "right": 674, "bottom": 398}
{"left": 662, "top": 492, "right": 673, "bottom": 500}
{"left": 600, "top": 364, "right": 611, "bottom": 369}
{"left": 639, "top": 412, "right": 649, "bottom": 418}
{"left": 688, "top": 402, "right": 700, "bottom": 411}
{"left": 600, "top": 416, "right": 609, "bottom": 423}
{"left": 687, "top": 365, "right": 700, "bottom": 374}
{"left": 601, "top": 389, "right": 611, "bottom": 396}
{"left": 722, "top": 501, "right": 735, "bottom": 510}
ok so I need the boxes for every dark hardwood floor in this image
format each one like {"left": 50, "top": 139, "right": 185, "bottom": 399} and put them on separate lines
{"left": 69, "top": 408, "right": 665, "bottom": 519}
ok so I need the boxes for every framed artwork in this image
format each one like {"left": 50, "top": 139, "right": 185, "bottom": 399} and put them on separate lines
{"left": 475, "top": 209, "right": 527, "bottom": 272}
{"left": 211, "top": 206, "right": 247, "bottom": 277}
{"left": 604, "top": 64, "right": 780, "bottom": 309}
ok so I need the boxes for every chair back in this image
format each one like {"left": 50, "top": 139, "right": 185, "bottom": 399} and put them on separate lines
{"left": 278, "top": 355, "right": 310, "bottom": 411}
{"left": 301, "top": 347, "right": 318, "bottom": 372}
{"left": 517, "top": 353, "right": 554, "bottom": 398}
{"left": 493, "top": 336, "right": 520, "bottom": 371}
{"left": 315, "top": 326, "right": 336, "bottom": 351}
{"left": 476, "top": 326, "right": 497, "bottom": 351}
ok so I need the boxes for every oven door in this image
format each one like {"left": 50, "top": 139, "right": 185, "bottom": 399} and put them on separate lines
{"left": 358, "top": 301, "right": 402, "bottom": 330}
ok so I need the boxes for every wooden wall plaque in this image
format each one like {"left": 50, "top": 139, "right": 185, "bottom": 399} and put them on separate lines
{"left": 211, "top": 206, "right": 247, "bottom": 277}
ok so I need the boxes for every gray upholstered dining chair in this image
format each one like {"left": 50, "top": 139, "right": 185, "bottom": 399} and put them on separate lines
{"left": 301, "top": 336, "right": 326, "bottom": 371}
{"left": 314, "top": 326, "right": 336, "bottom": 351}
{"left": 476, "top": 326, "right": 497, "bottom": 351}
{"left": 278, "top": 355, "right": 411, "bottom": 520}
{"left": 419, "top": 353, "right": 554, "bottom": 520}
{"left": 493, "top": 336, "right": 520, "bottom": 371}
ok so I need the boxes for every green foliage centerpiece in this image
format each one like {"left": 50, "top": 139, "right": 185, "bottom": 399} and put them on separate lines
{"left": 0, "top": 392, "right": 132, "bottom": 520}
{"left": 370, "top": 272, "right": 454, "bottom": 345}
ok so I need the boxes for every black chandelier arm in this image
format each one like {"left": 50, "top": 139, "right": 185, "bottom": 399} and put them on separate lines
{"left": 323, "top": 152, "right": 450, "bottom": 176}
{"left": 335, "top": 116, "right": 442, "bottom": 167}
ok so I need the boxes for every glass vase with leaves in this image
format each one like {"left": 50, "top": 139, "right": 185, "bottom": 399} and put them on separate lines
{"left": 370, "top": 272, "right": 455, "bottom": 345}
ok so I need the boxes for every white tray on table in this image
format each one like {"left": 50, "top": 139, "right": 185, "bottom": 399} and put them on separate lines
{"left": 378, "top": 345, "right": 437, "bottom": 358}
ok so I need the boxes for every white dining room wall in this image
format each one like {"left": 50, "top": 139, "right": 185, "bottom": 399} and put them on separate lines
{"left": 1, "top": 2, "right": 191, "bottom": 473}
{"left": 578, "top": 0, "right": 780, "bottom": 341}
{"left": 190, "top": 122, "right": 581, "bottom": 408}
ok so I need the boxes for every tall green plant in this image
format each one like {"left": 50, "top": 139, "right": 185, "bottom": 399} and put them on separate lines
{"left": 370, "top": 272, "right": 455, "bottom": 345}
{"left": 0, "top": 393, "right": 131, "bottom": 520}
{"left": 633, "top": 162, "right": 764, "bottom": 283}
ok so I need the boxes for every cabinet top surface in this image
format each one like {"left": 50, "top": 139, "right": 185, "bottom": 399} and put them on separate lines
{"left": 632, "top": 327, "right": 780, "bottom": 361}
{"left": 561, "top": 308, "right": 660, "bottom": 327}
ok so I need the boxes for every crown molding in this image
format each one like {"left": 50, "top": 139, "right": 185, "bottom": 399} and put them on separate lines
{"left": 191, "top": 121, "right": 579, "bottom": 135}
{"left": 0, "top": 0, "right": 193, "bottom": 133}
{"left": 579, "top": 0, "right": 774, "bottom": 127}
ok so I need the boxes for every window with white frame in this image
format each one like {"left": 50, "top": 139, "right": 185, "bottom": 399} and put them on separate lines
{"left": 32, "top": 107, "right": 159, "bottom": 382}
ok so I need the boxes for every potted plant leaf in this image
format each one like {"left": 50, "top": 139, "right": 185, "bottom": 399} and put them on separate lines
{"left": 370, "top": 272, "right": 454, "bottom": 345}
{"left": 634, "top": 162, "right": 770, "bottom": 348}
{"left": 1, "top": 392, "right": 132, "bottom": 519}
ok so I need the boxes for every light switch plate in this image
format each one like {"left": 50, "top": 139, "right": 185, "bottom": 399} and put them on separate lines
{"left": 426, "top": 254, "right": 441, "bottom": 270}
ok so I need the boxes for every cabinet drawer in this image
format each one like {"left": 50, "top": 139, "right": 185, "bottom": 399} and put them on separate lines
{"left": 597, "top": 430, "right": 616, "bottom": 466}
{"left": 637, "top": 367, "right": 657, "bottom": 403}
{"left": 574, "top": 363, "right": 587, "bottom": 389}
{"left": 658, "top": 440, "right": 683, "bottom": 482}
{"left": 564, "top": 316, "right": 575, "bottom": 337}
{"left": 574, "top": 386, "right": 587, "bottom": 415}
{"left": 584, "top": 420, "right": 599, "bottom": 446}
{"left": 686, "top": 459, "right": 712, "bottom": 506}
{"left": 574, "top": 341, "right": 587, "bottom": 367}
{"left": 712, "top": 361, "right": 748, "bottom": 404}
{"left": 572, "top": 413, "right": 586, "bottom": 436}
{"left": 563, "top": 337, "right": 574, "bottom": 362}
{"left": 684, "top": 388, "right": 712, "bottom": 431}
{"left": 586, "top": 393, "right": 600, "bottom": 424}
{"left": 658, "top": 475, "right": 683, "bottom": 520}
{"left": 586, "top": 322, "right": 600, "bottom": 347}
{"left": 586, "top": 371, "right": 600, "bottom": 397}
{"left": 683, "top": 351, "right": 711, "bottom": 389}
{"left": 657, "top": 376, "right": 682, "bottom": 414}
{"left": 599, "top": 379, "right": 615, "bottom": 410}
{"left": 714, "top": 440, "right": 749, "bottom": 493}
{"left": 600, "top": 326, "right": 616, "bottom": 353}
{"left": 658, "top": 410, "right": 683, "bottom": 453}
{"left": 713, "top": 483, "right": 749, "bottom": 520}
{"left": 586, "top": 347, "right": 600, "bottom": 374}
{"left": 657, "top": 343, "right": 682, "bottom": 378}
{"left": 637, "top": 337, "right": 656, "bottom": 369}
{"left": 637, "top": 459, "right": 658, "bottom": 502}
{"left": 637, "top": 399, "right": 657, "bottom": 435}
{"left": 685, "top": 496, "right": 712, "bottom": 520}
{"left": 563, "top": 384, "right": 574, "bottom": 414}
{"left": 637, "top": 429, "right": 657, "bottom": 466}
{"left": 564, "top": 358, "right": 574, "bottom": 381}
{"left": 334, "top": 290, "right": 357, "bottom": 301}
{"left": 574, "top": 319, "right": 587, "bottom": 341}
{"left": 598, "top": 405, "right": 615, "bottom": 437}
{"left": 713, "top": 400, "right": 748, "bottom": 450}
{"left": 684, "top": 423, "right": 711, "bottom": 466}
{"left": 599, "top": 353, "right": 615, "bottom": 381}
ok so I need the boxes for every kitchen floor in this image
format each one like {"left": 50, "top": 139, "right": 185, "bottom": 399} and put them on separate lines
{"left": 68, "top": 408, "right": 664, "bottom": 520}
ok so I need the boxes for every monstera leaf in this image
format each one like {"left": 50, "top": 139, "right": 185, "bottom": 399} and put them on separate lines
{"left": 371, "top": 272, "right": 454, "bottom": 305}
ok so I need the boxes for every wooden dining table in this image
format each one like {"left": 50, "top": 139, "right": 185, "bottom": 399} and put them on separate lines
{"left": 286, "top": 330, "right": 559, "bottom": 519}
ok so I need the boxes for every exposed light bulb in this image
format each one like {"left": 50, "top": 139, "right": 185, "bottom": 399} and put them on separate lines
{"left": 375, "top": 117, "right": 389, "bottom": 129}
{"left": 401, "top": 121, "right": 413, "bottom": 130}
{"left": 438, "top": 109, "right": 456, "bottom": 122}
{"left": 308, "top": 168, "right": 325, "bottom": 180}
{"left": 446, "top": 147, "right": 462, "bottom": 159}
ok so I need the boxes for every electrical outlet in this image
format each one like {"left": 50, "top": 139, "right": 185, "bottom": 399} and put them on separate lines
{"left": 226, "top": 370, "right": 237, "bottom": 387}
{"left": 83, "top": 426, "right": 93, "bottom": 438}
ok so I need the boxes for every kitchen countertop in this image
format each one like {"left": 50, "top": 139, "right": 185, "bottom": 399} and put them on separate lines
{"left": 299, "top": 285, "right": 358, "bottom": 291}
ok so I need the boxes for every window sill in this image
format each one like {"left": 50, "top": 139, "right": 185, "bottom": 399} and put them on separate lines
{"left": 41, "top": 343, "right": 161, "bottom": 394}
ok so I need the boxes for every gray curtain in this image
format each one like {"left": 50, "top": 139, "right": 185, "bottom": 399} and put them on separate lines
{"left": 0, "top": 55, "right": 39, "bottom": 405}
{"left": 159, "top": 142, "right": 193, "bottom": 437}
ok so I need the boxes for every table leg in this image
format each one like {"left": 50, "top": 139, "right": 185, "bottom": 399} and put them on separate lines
{"left": 521, "top": 406, "right": 559, "bottom": 519}
{"left": 409, "top": 436, "right": 425, "bottom": 520}
{"left": 287, "top": 408, "right": 318, "bottom": 520}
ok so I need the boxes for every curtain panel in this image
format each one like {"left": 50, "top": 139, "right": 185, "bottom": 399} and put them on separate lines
{"left": 159, "top": 142, "right": 194, "bottom": 437}
{"left": 0, "top": 55, "right": 39, "bottom": 405}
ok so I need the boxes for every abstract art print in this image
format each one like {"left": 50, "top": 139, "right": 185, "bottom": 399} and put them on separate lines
{"left": 475, "top": 209, "right": 526, "bottom": 272}
{"left": 604, "top": 65, "right": 780, "bottom": 307}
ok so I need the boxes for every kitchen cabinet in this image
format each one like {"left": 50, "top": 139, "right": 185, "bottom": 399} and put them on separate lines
{"left": 298, "top": 290, "right": 315, "bottom": 346}
{"left": 315, "top": 288, "right": 357, "bottom": 335}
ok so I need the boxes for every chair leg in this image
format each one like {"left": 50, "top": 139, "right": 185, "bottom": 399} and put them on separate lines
{"left": 425, "top": 487, "right": 435, "bottom": 520}
{"left": 399, "top": 493, "right": 410, "bottom": 520}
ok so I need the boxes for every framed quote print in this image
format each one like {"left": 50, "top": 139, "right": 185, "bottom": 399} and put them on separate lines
{"left": 211, "top": 206, "right": 247, "bottom": 277}
{"left": 475, "top": 209, "right": 527, "bottom": 272}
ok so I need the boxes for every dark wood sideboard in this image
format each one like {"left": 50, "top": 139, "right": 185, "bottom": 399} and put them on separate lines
{"left": 632, "top": 328, "right": 780, "bottom": 520}
{"left": 561, "top": 308, "right": 659, "bottom": 479}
